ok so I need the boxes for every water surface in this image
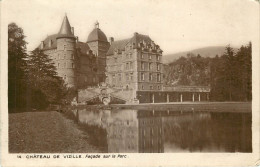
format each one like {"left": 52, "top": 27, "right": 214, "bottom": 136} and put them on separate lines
{"left": 72, "top": 109, "right": 251, "bottom": 153}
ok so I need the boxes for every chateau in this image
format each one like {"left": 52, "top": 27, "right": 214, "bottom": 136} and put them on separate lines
{"left": 39, "top": 15, "right": 210, "bottom": 104}
{"left": 39, "top": 15, "right": 109, "bottom": 88}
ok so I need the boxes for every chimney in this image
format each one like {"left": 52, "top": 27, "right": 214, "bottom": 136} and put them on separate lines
{"left": 109, "top": 37, "right": 114, "bottom": 44}
{"left": 71, "top": 27, "right": 74, "bottom": 35}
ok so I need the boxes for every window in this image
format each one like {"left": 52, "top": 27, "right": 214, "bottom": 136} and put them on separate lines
{"left": 156, "top": 55, "right": 159, "bottom": 61}
{"left": 157, "top": 74, "right": 161, "bottom": 82}
{"left": 126, "top": 73, "right": 129, "bottom": 81}
{"left": 72, "top": 63, "right": 74, "bottom": 68}
{"left": 112, "top": 75, "right": 116, "bottom": 83}
{"left": 84, "top": 77, "right": 88, "bottom": 82}
{"left": 149, "top": 54, "right": 152, "bottom": 60}
{"left": 158, "top": 85, "right": 160, "bottom": 90}
{"left": 141, "top": 73, "right": 145, "bottom": 81}
{"left": 157, "top": 63, "right": 160, "bottom": 71}
{"left": 114, "top": 57, "right": 117, "bottom": 63}
{"left": 58, "top": 63, "right": 60, "bottom": 68}
{"left": 64, "top": 62, "right": 66, "bottom": 68}
{"left": 71, "top": 54, "right": 74, "bottom": 59}
{"left": 141, "top": 85, "right": 144, "bottom": 90}
{"left": 149, "top": 63, "right": 152, "bottom": 70}
{"left": 130, "top": 73, "right": 133, "bottom": 81}
{"left": 141, "top": 54, "right": 144, "bottom": 59}
{"left": 130, "top": 62, "right": 133, "bottom": 69}
{"left": 141, "top": 62, "right": 145, "bottom": 70}
{"left": 149, "top": 73, "right": 153, "bottom": 81}
{"left": 126, "top": 62, "right": 129, "bottom": 70}
{"left": 150, "top": 85, "right": 153, "bottom": 90}
{"left": 118, "top": 74, "right": 121, "bottom": 81}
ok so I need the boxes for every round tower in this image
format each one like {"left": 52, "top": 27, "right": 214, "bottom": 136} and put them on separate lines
{"left": 56, "top": 15, "right": 77, "bottom": 87}
{"left": 87, "top": 21, "right": 110, "bottom": 83}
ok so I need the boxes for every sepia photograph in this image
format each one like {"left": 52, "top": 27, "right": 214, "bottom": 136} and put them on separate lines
{"left": 1, "top": 0, "right": 259, "bottom": 166}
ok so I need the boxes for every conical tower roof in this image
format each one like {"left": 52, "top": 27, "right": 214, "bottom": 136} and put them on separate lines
{"left": 57, "top": 14, "right": 75, "bottom": 39}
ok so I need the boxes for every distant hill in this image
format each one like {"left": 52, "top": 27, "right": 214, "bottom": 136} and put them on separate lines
{"left": 163, "top": 46, "right": 239, "bottom": 64}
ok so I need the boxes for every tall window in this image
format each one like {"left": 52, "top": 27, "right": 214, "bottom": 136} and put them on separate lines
{"left": 130, "top": 73, "right": 133, "bottom": 81}
{"left": 157, "top": 63, "right": 160, "bottom": 71}
{"left": 118, "top": 74, "right": 121, "bottom": 81}
{"left": 157, "top": 73, "right": 161, "bottom": 82}
{"left": 130, "top": 62, "right": 133, "bottom": 69}
{"left": 126, "top": 73, "right": 129, "bottom": 81}
{"left": 72, "top": 63, "right": 74, "bottom": 68}
{"left": 156, "top": 55, "right": 160, "bottom": 61}
{"left": 149, "top": 73, "right": 153, "bottom": 81}
{"left": 149, "top": 54, "right": 152, "bottom": 60}
{"left": 149, "top": 63, "right": 152, "bottom": 70}
{"left": 141, "top": 73, "right": 145, "bottom": 81}
{"left": 126, "top": 62, "right": 129, "bottom": 70}
{"left": 112, "top": 75, "right": 115, "bottom": 83}
{"left": 150, "top": 85, "right": 153, "bottom": 90}
{"left": 141, "top": 54, "right": 144, "bottom": 59}
{"left": 141, "top": 62, "right": 145, "bottom": 70}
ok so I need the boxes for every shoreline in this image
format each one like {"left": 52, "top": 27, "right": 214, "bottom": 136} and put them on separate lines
{"left": 69, "top": 102, "right": 252, "bottom": 113}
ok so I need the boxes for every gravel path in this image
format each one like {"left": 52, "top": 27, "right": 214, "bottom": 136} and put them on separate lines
{"left": 9, "top": 111, "right": 103, "bottom": 153}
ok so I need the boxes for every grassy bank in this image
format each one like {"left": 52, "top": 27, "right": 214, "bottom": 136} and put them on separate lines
{"left": 9, "top": 111, "right": 104, "bottom": 153}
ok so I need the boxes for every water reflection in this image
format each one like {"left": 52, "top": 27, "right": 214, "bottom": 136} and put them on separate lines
{"left": 73, "top": 109, "right": 251, "bottom": 153}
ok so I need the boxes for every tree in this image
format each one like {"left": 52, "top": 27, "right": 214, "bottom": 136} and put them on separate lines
{"left": 8, "top": 23, "right": 28, "bottom": 109}
{"left": 26, "top": 48, "right": 65, "bottom": 109}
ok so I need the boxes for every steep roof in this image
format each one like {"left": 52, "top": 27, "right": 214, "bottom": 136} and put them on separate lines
{"left": 106, "top": 39, "right": 130, "bottom": 55}
{"left": 38, "top": 34, "right": 58, "bottom": 50}
{"left": 106, "top": 33, "right": 153, "bottom": 56}
{"left": 87, "top": 28, "right": 108, "bottom": 43}
{"left": 38, "top": 34, "right": 91, "bottom": 54}
{"left": 76, "top": 42, "right": 91, "bottom": 54}
{"left": 58, "top": 15, "right": 74, "bottom": 37}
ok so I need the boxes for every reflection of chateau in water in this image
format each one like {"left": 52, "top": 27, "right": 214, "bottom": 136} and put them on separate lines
{"left": 77, "top": 109, "right": 164, "bottom": 153}
{"left": 76, "top": 109, "right": 251, "bottom": 153}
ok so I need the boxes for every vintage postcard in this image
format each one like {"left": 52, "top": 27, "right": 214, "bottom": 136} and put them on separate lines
{"left": 1, "top": 0, "right": 259, "bottom": 166}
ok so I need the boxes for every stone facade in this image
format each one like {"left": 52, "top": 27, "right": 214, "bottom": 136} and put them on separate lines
{"left": 106, "top": 33, "right": 163, "bottom": 100}
{"left": 39, "top": 16, "right": 109, "bottom": 88}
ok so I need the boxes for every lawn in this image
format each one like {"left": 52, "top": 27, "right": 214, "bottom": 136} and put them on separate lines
{"left": 9, "top": 111, "right": 103, "bottom": 153}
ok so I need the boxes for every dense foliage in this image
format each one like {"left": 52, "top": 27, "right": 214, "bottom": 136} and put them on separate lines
{"left": 8, "top": 23, "right": 72, "bottom": 110}
{"left": 8, "top": 23, "right": 28, "bottom": 108}
{"left": 165, "top": 43, "right": 252, "bottom": 101}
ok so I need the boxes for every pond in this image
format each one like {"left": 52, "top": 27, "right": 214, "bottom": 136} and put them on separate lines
{"left": 71, "top": 109, "right": 252, "bottom": 153}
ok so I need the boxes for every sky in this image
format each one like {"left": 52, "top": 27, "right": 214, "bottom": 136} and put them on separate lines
{"left": 2, "top": 0, "right": 259, "bottom": 55}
